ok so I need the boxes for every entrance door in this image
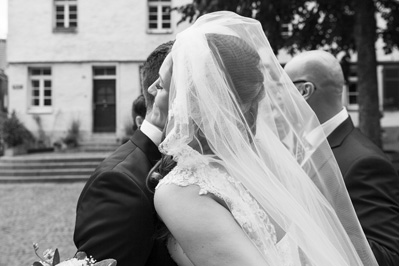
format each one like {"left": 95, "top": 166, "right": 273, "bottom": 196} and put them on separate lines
{"left": 93, "top": 79, "right": 116, "bottom": 132}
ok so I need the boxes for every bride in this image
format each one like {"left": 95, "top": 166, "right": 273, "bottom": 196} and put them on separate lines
{"left": 148, "top": 11, "right": 378, "bottom": 266}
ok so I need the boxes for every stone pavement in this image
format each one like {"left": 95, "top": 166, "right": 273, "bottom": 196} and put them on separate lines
{"left": 0, "top": 182, "right": 85, "bottom": 266}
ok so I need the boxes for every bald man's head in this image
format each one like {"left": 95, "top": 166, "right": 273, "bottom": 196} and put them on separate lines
{"left": 284, "top": 50, "right": 345, "bottom": 123}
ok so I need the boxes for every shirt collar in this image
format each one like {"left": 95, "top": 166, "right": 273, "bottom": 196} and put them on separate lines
{"left": 140, "top": 119, "right": 163, "bottom": 146}
{"left": 304, "top": 108, "right": 348, "bottom": 149}
{"left": 322, "top": 108, "right": 349, "bottom": 137}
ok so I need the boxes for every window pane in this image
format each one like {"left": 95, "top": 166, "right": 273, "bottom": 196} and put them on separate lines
{"left": 44, "top": 90, "right": 52, "bottom": 96}
{"left": 70, "top": 21, "right": 77, "bottom": 27}
{"left": 385, "top": 69, "right": 399, "bottom": 79}
{"left": 384, "top": 80, "right": 398, "bottom": 88}
{"left": 32, "top": 90, "right": 40, "bottom": 97}
{"left": 94, "top": 68, "right": 105, "bottom": 76}
{"left": 348, "top": 83, "right": 357, "bottom": 93}
{"left": 162, "top": 23, "right": 171, "bottom": 28}
{"left": 31, "top": 69, "right": 41, "bottom": 75}
{"left": 33, "top": 99, "right": 40, "bottom": 106}
{"left": 70, "top": 14, "right": 77, "bottom": 19}
{"left": 149, "top": 6, "right": 157, "bottom": 12}
{"left": 162, "top": 6, "right": 170, "bottom": 12}
{"left": 32, "top": 80, "right": 40, "bottom": 87}
{"left": 44, "top": 99, "right": 52, "bottom": 106}
{"left": 43, "top": 69, "right": 51, "bottom": 75}
{"left": 56, "top": 14, "right": 64, "bottom": 19}
{"left": 384, "top": 97, "right": 398, "bottom": 109}
{"left": 384, "top": 81, "right": 399, "bottom": 107}
{"left": 149, "top": 15, "right": 157, "bottom": 20}
{"left": 44, "top": 80, "right": 51, "bottom": 87}
{"left": 56, "top": 22, "right": 64, "bottom": 27}
{"left": 349, "top": 66, "right": 357, "bottom": 77}
{"left": 162, "top": 14, "right": 171, "bottom": 20}
{"left": 149, "top": 23, "right": 157, "bottom": 29}
{"left": 107, "top": 95, "right": 115, "bottom": 103}
{"left": 69, "top": 5, "right": 77, "bottom": 12}
{"left": 105, "top": 68, "right": 116, "bottom": 75}
{"left": 349, "top": 95, "right": 357, "bottom": 104}
{"left": 56, "top": 6, "right": 64, "bottom": 12}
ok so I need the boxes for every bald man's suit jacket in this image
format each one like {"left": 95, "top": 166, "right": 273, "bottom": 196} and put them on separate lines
{"left": 328, "top": 117, "right": 399, "bottom": 265}
{"left": 74, "top": 129, "right": 177, "bottom": 266}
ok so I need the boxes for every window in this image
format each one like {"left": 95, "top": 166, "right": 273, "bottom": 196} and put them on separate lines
{"left": 345, "top": 64, "right": 359, "bottom": 110}
{"left": 93, "top": 67, "right": 116, "bottom": 77}
{"left": 281, "top": 23, "right": 293, "bottom": 38}
{"left": 148, "top": 0, "right": 172, "bottom": 33}
{"left": 29, "top": 68, "right": 52, "bottom": 112}
{"left": 383, "top": 66, "right": 399, "bottom": 110}
{"left": 54, "top": 0, "right": 78, "bottom": 31}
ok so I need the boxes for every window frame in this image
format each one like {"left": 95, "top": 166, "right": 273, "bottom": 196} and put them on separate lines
{"left": 53, "top": 0, "right": 78, "bottom": 33}
{"left": 344, "top": 64, "right": 359, "bottom": 111}
{"left": 28, "top": 67, "right": 53, "bottom": 114}
{"left": 147, "top": 0, "right": 172, "bottom": 34}
{"left": 281, "top": 23, "right": 293, "bottom": 38}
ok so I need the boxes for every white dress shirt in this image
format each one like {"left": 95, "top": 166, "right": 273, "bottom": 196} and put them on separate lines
{"left": 304, "top": 108, "right": 349, "bottom": 148}
{"left": 140, "top": 119, "right": 163, "bottom": 146}
{"left": 322, "top": 108, "right": 349, "bottom": 137}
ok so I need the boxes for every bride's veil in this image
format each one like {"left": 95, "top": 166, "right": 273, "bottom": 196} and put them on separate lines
{"left": 158, "top": 11, "right": 378, "bottom": 266}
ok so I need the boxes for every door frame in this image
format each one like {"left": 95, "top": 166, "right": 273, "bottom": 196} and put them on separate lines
{"left": 92, "top": 65, "right": 117, "bottom": 133}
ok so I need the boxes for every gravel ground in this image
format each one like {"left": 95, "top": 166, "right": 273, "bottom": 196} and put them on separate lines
{"left": 0, "top": 182, "right": 85, "bottom": 266}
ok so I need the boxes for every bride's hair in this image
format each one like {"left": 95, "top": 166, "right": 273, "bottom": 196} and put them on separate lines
{"left": 147, "top": 154, "right": 176, "bottom": 193}
{"left": 206, "top": 33, "right": 265, "bottom": 135}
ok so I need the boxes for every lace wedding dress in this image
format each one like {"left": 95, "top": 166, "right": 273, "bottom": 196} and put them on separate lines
{"left": 156, "top": 148, "right": 302, "bottom": 266}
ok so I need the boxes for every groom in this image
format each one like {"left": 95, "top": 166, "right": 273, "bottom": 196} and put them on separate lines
{"left": 284, "top": 50, "right": 399, "bottom": 265}
{"left": 73, "top": 41, "right": 176, "bottom": 266}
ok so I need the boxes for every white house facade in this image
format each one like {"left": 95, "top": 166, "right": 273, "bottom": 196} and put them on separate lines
{"left": 6, "top": 1, "right": 399, "bottom": 148}
{"left": 6, "top": 0, "right": 190, "bottom": 144}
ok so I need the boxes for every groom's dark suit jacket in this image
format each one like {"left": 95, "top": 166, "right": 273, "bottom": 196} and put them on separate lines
{"left": 74, "top": 129, "right": 177, "bottom": 266}
{"left": 328, "top": 117, "right": 399, "bottom": 265}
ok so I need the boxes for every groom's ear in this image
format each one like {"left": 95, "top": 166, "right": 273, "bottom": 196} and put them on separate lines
{"left": 301, "top": 82, "right": 316, "bottom": 100}
{"left": 135, "top": 116, "right": 144, "bottom": 128}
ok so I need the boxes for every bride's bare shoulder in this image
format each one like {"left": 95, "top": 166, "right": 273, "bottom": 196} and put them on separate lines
{"left": 154, "top": 183, "right": 266, "bottom": 266}
{"left": 154, "top": 183, "right": 211, "bottom": 219}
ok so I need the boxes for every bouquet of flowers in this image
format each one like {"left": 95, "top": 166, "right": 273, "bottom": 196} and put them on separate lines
{"left": 31, "top": 243, "right": 117, "bottom": 266}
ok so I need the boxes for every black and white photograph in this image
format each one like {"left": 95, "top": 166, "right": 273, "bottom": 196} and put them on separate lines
{"left": 0, "top": 1, "right": 399, "bottom": 265}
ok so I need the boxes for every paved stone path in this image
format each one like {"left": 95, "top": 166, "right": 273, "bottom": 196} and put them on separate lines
{"left": 0, "top": 182, "right": 85, "bottom": 266}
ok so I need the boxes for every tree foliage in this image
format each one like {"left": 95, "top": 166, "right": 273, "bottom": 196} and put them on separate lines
{"left": 176, "top": 0, "right": 399, "bottom": 55}
{"left": 175, "top": 0, "right": 399, "bottom": 146}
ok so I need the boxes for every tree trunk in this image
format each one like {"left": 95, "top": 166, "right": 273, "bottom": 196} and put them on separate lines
{"left": 354, "top": 0, "right": 382, "bottom": 147}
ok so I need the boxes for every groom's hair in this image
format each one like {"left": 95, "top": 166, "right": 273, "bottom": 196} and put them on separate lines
{"left": 141, "top": 40, "right": 174, "bottom": 112}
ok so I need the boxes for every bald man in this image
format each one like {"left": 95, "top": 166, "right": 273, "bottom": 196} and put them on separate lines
{"left": 285, "top": 50, "right": 399, "bottom": 265}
